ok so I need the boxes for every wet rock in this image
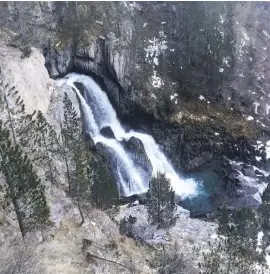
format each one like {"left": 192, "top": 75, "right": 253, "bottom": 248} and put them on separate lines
{"left": 73, "top": 82, "right": 84, "bottom": 93}
{"left": 119, "top": 193, "right": 147, "bottom": 205}
{"left": 241, "top": 164, "right": 256, "bottom": 177}
{"left": 74, "top": 39, "right": 106, "bottom": 76}
{"left": 44, "top": 41, "right": 74, "bottom": 78}
{"left": 102, "top": 77, "right": 128, "bottom": 116}
{"left": 121, "top": 137, "right": 153, "bottom": 182}
{"left": 100, "top": 126, "right": 115, "bottom": 139}
{"left": 95, "top": 142, "right": 120, "bottom": 185}
{"left": 95, "top": 140, "right": 148, "bottom": 196}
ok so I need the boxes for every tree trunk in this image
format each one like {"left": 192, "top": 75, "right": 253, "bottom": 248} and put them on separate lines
{"left": 42, "top": 134, "right": 55, "bottom": 187}
{"left": 60, "top": 123, "right": 71, "bottom": 192}
{"left": 157, "top": 179, "right": 161, "bottom": 224}
{"left": 12, "top": 195, "right": 25, "bottom": 238}
{"left": 4, "top": 167, "right": 25, "bottom": 238}
{"left": 4, "top": 93, "right": 16, "bottom": 143}
{"left": 77, "top": 196, "right": 84, "bottom": 226}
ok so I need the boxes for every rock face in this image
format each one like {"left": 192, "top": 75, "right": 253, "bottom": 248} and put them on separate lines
{"left": 217, "top": 157, "right": 269, "bottom": 209}
{"left": 1, "top": 2, "right": 270, "bottom": 211}
{"left": 122, "top": 137, "right": 153, "bottom": 183}
{"left": 0, "top": 40, "right": 52, "bottom": 115}
{"left": 2, "top": 2, "right": 270, "bottom": 124}
{"left": 44, "top": 41, "right": 74, "bottom": 78}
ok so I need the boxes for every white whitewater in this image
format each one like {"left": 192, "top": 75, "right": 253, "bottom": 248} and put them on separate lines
{"left": 61, "top": 73, "right": 198, "bottom": 198}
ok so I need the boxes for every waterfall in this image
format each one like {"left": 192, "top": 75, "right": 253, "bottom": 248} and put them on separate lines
{"left": 61, "top": 73, "right": 198, "bottom": 198}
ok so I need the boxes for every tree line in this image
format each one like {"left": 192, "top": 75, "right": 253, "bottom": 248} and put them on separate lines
{"left": 0, "top": 72, "right": 118, "bottom": 238}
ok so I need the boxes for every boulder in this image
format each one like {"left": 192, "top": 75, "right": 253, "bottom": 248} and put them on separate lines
{"left": 100, "top": 126, "right": 115, "bottom": 139}
{"left": 217, "top": 158, "right": 268, "bottom": 209}
{"left": 119, "top": 193, "right": 147, "bottom": 205}
{"left": 73, "top": 82, "right": 84, "bottom": 93}
{"left": 241, "top": 164, "right": 256, "bottom": 177}
{"left": 121, "top": 136, "right": 153, "bottom": 181}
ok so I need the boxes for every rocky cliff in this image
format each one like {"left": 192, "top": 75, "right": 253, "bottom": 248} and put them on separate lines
{"left": 1, "top": 2, "right": 270, "bottom": 273}
{"left": 1, "top": 0, "right": 270, "bottom": 224}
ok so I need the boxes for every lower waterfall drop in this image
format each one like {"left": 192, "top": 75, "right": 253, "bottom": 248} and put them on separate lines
{"left": 61, "top": 73, "right": 198, "bottom": 198}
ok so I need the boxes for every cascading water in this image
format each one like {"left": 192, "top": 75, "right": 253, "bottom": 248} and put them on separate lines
{"left": 60, "top": 73, "right": 198, "bottom": 198}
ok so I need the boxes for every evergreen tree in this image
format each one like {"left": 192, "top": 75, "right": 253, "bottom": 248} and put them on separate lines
{"left": 62, "top": 92, "right": 81, "bottom": 192}
{"left": 32, "top": 111, "right": 59, "bottom": 185}
{"left": 258, "top": 185, "right": 270, "bottom": 253}
{"left": 59, "top": 121, "right": 71, "bottom": 189}
{"left": 16, "top": 111, "right": 37, "bottom": 152}
{"left": 62, "top": 92, "right": 91, "bottom": 225}
{"left": 90, "top": 154, "right": 119, "bottom": 210}
{"left": 200, "top": 207, "right": 266, "bottom": 274}
{"left": 259, "top": 184, "right": 270, "bottom": 231}
{"left": 0, "top": 121, "right": 50, "bottom": 238}
{"left": 0, "top": 78, "right": 20, "bottom": 142}
{"left": 0, "top": 73, "right": 39, "bottom": 152}
{"left": 146, "top": 172, "right": 176, "bottom": 227}
{"left": 3, "top": 85, "right": 60, "bottom": 187}
{"left": 72, "top": 134, "right": 91, "bottom": 226}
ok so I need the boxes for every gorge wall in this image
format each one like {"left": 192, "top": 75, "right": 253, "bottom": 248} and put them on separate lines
{"left": 1, "top": 1, "right": 270, "bottom": 214}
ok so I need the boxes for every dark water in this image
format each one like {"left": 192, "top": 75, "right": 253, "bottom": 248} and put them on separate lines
{"left": 179, "top": 160, "right": 223, "bottom": 216}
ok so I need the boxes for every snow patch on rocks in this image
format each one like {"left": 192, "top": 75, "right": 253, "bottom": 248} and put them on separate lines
{"left": 254, "top": 102, "right": 260, "bottom": 114}
{"left": 145, "top": 31, "right": 168, "bottom": 88}
{"left": 151, "top": 71, "right": 163, "bottom": 88}
{"left": 263, "top": 30, "right": 270, "bottom": 39}
{"left": 265, "top": 140, "right": 270, "bottom": 159}
{"left": 145, "top": 33, "right": 168, "bottom": 66}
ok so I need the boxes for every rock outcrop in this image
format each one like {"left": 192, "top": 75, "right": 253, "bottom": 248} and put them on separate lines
{"left": 121, "top": 137, "right": 153, "bottom": 182}
{"left": 100, "top": 126, "right": 116, "bottom": 139}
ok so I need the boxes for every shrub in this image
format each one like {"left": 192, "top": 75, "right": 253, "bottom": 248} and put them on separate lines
{"left": 119, "top": 215, "right": 137, "bottom": 237}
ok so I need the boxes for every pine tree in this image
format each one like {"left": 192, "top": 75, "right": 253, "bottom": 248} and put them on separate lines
{"left": 200, "top": 207, "right": 266, "bottom": 274}
{"left": 0, "top": 121, "right": 50, "bottom": 238}
{"left": 90, "top": 154, "right": 119, "bottom": 210}
{"left": 0, "top": 72, "right": 38, "bottom": 151}
{"left": 62, "top": 92, "right": 81, "bottom": 192}
{"left": 146, "top": 172, "right": 176, "bottom": 227}
{"left": 72, "top": 135, "right": 91, "bottom": 226}
{"left": 62, "top": 92, "right": 91, "bottom": 225}
{"left": 0, "top": 79, "right": 19, "bottom": 143}
{"left": 16, "top": 111, "right": 37, "bottom": 152}
{"left": 259, "top": 184, "right": 270, "bottom": 231}
{"left": 5, "top": 89, "right": 60, "bottom": 187}
{"left": 60, "top": 121, "right": 71, "bottom": 189}
{"left": 32, "top": 111, "right": 59, "bottom": 185}
{"left": 258, "top": 185, "right": 270, "bottom": 254}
